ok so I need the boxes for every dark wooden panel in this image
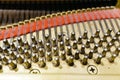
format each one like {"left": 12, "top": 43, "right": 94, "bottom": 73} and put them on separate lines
{"left": 0, "top": 0, "right": 117, "bottom": 10}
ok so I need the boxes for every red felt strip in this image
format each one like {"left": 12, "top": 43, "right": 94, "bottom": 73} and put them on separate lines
{"left": 0, "top": 9, "right": 120, "bottom": 40}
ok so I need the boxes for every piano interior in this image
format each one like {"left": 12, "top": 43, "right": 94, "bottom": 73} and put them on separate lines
{"left": 0, "top": 0, "right": 120, "bottom": 80}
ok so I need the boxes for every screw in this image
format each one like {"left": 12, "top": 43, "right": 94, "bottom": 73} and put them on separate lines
{"left": 87, "top": 65, "right": 98, "bottom": 75}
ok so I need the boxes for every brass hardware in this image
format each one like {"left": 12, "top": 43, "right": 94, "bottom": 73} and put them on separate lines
{"left": 116, "top": 0, "right": 120, "bottom": 8}
{"left": 30, "top": 18, "right": 36, "bottom": 22}
{"left": 35, "top": 17, "right": 40, "bottom": 21}
{"left": 19, "top": 21, "right": 24, "bottom": 25}
{"left": 40, "top": 16, "right": 46, "bottom": 20}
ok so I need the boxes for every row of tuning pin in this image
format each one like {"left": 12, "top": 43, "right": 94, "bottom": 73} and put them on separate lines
{"left": 2, "top": 28, "right": 120, "bottom": 49}
{"left": 1, "top": 30, "right": 120, "bottom": 51}
{"left": 1, "top": 36, "right": 119, "bottom": 58}
{"left": 0, "top": 49, "right": 119, "bottom": 71}
{"left": 0, "top": 28, "right": 119, "bottom": 70}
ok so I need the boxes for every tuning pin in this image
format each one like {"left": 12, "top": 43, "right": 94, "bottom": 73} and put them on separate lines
{"left": 0, "top": 64, "right": 2, "bottom": 71}
{"left": 24, "top": 50, "right": 31, "bottom": 59}
{"left": 81, "top": 45, "right": 85, "bottom": 54}
{"left": 9, "top": 51, "right": 16, "bottom": 60}
{"left": 108, "top": 54, "right": 117, "bottom": 63}
{"left": 46, "top": 43, "right": 51, "bottom": 52}
{"left": 115, "top": 47, "right": 120, "bottom": 56}
{"left": 103, "top": 33, "right": 108, "bottom": 42}
{"left": 3, "top": 39, "right": 10, "bottom": 48}
{"left": 95, "top": 54, "right": 102, "bottom": 64}
{"left": 65, "top": 37, "right": 70, "bottom": 46}
{"left": 72, "top": 40, "right": 78, "bottom": 49}
{"left": 0, "top": 56, "right": 2, "bottom": 61}
{"left": 31, "top": 36, "right": 37, "bottom": 44}
{"left": 106, "top": 42, "right": 113, "bottom": 51}
{"left": 95, "top": 29, "right": 100, "bottom": 38}
{"left": 110, "top": 37, "right": 117, "bottom": 43}
{"left": 24, "top": 41, "right": 30, "bottom": 49}
{"left": 60, "top": 51, "right": 66, "bottom": 60}
{"left": 2, "top": 56, "right": 8, "bottom": 65}
{"left": 93, "top": 44, "right": 99, "bottom": 53}
{"left": 52, "top": 57, "right": 60, "bottom": 67}
{"left": 8, "top": 60, "right": 17, "bottom": 70}
{"left": 38, "top": 48, "right": 45, "bottom": 57}
{"left": 3, "top": 47, "right": 9, "bottom": 56}
{"left": 102, "top": 48, "right": 108, "bottom": 57}
{"left": 23, "top": 60, "right": 31, "bottom": 69}
{"left": 83, "top": 31, "right": 88, "bottom": 39}
{"left": 31, "top": 44, "right": 37, "bottom": 53}
{"left": 90, "top": 35, "right": 95, "bottom": 43}
{"left": 66, "top": 46, "right": 72, "bottom": 55}
{"left": 107, "top": 28, "right": 112, "bottom": 35}
{"left": 78, "top": 36, "right": 82, "bottom": 44}
{"left": 16, "top": 55, "right": 24, "bottom": 64}
{"left": 98, "top": 38, "right": 103, "bottom": 47}
{"left": 88, "top": 50, "right": 94, "bottom": 59}
{"left": 81, "top": 55, "right": 88, "bottom": 65}
{"left": 66, "top": 56, "right": 74, "bottom": 66}
{"left": 53, "top": 47, "right": 58, "bottom": 56}
{"left": 74, "top": 50, "right": 80, "bottom": 60}
{"left": 17, "top": 37, "right": 23, "bottom": 46}
{"left": 17, "top": 46, "right": 24, "bottom": 54}
{"left": 71, "top": 32, "right": 76, "bottom": 41}
{"left": 59, "top": 41, "right": 64, "bottom": 51}
{"left": 115, "top": 32, "right": 120, "bottom": 38}
{"left": 38, "top": 58, "right": 46, "bottom": 68}
{"left": 0, "top": 47, "right": 3, "bottom": 53}
{"left": 38, "top": 39, "right": 44, "bottom": 48}
{"left": 45, "top": 34, "right": 50, "bottom": 43}
{"left": 10, "top": 42, "right": 16, "bottom": 51}
{"left": 58, "top": 33, "right": 63, "bottom": 42}
{"left": 85, "top": 39, "right": 90, "bottom": 48}
{"left": 46, "top": 52, "right": 52, "bottom": 61}
{"left": 32, "top": 54, "right": 39, "bottom": 63}
{"left": 52, "top": 38, "right": 57, "bottom": 47}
